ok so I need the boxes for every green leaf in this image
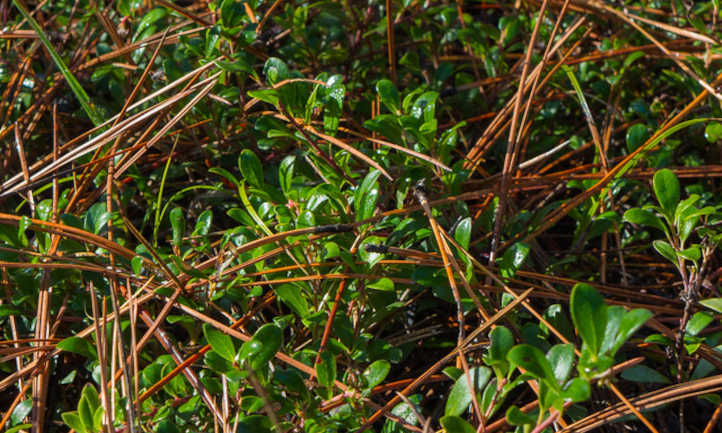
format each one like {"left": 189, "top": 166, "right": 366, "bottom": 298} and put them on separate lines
{"left": 620, "top": 365, "right": 671, "bottom": 384}
{"left": 626, "top": 124, "right": 649, "bottom": 153}
{"left": 6, "top": 424, "right": 33, "bottom": 433}
{"left": 547, "top": 344, "right": 574, "bottom": 385}
{"left": 316, "top": 351, "right": 337, "bottom": 389}
{"left": 497, "top": 242, "right": 529, "bottom": 279}
{"left": 507, "top": 344, "right": 556, "bottom": 387}
{"left": 220, "top": 0, "right": 244, "bottom": 27}
{"left": 57, "top": 336, "right": 98, "bottom": 360}
{"left": 356, "top": 189, "right": 379, "bottom": 222}
{"left": 354, "top": 170, "right": 381, "bottom": 222}
{"left": 376, "top": 79, "right": 400, "bottom": 113}
{"left": 485, "top": 326, "right": 514, "bottom": 366}
{"left": 700, "top": 298, "right": 722, "bottom": 314}
{"left": 78, "top": 393, "right": 94, "bottom": 432}
{"left": 445, "top": 367, "right": 491, "bottom": 416}
{"left": 169, "top": 207, "right": 185, "bottom": 247}
{"left": 203, "top": 324, "right": 236, "bottom": 361}
{"left": 440, "top": 415, "right": 477, "bottom": 433}
{"left": 623, "top": 208, "right": 666, "bottom": 233}
{"left": 193, "top": 210, "right": 213, "bottom": 236}
{"left": 411, "top": 91, "right": 438, "bottom": 122}
{"left": 81, "top": 384, "right": 101, "bottom": 413}
{"left": 17, "top": 215, "right": 30, "bottom": 247}
{"left": 62, "top": 412, "right": 86, "bottom": 433}
{"left": 368, "top": 277, "right": 394, "bottom": 291}
{"left": 653, "top": 169, "right": 680, "bottom": 218}
{"left": 570, "top": 283, "right": 607, "bottom": 356}
{"left": 241, "top": 324, "right": 283, "bottom": 368}
{"left": 247, "top": 89, "right": 279, "bottom": 106}
{"left": 236, "top": 415, "right": 272, "bottom": 433}
{"left": 239, "top": 149, "right": 264, "bottom": 188}
{"left": 278, "top": 155, "right": 295, "bottom": 196}
{"left": 653, "top": 240, "right": 677, "bottom": 264}
{"left": 85, "top": 203, "right": 110, "bottom": 235}
{"left": 275, "top": 284, "right": 309, "bottom": 317}
{"left": 263, "top": 57, "right": 289, "bottom": 85}
{"left": 155, "top": 419, "right": 181, "bottom": 433}
{"left": 505, "top": 406, "right": 535, "bottom": 426}
{"left": 454, "top": 217, "right": 472, "bottom": 250}
{"left": 686, "top": 312, "right": 713, "bottom": 336}
{"left": 610, "top": 308, "right": 653, "bottom": 356}
{"left": 363, "top": 360, "right": 391, "bottom": 390}
{"left": 92, "top": 406, "right": 104, "bottom": 433}
{"left": 204, "top": 350, "right": 234, "bottom": 374}
{"left": 559, "top": 377, "right": 591, "bottom": 403}
{"left": 678, "top": 245, "right": 701, "bottom": 262}
{"left": 705, "top": 122, "right": 722, "bottom": 143}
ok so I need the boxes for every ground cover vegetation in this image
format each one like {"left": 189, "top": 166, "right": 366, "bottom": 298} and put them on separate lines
{"left": 2, "top": 0, "right": 722, "bottom": 432}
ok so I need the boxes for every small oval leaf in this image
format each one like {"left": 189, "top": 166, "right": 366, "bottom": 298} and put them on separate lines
{"left": 239, "top": 149, "right": 264, "bottom": 188}
{"left": 203, "top": 324, "right": 236, "bottom": 361}
{"left": 653, "top": 169, "right": 680, "bottom": 218}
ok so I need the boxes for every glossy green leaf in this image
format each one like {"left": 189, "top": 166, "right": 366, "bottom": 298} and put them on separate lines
{"left": 155, "top": 419, "right": 181, "bottom": 433}
{"left": 6, "top": 424, "right": 33, "bottom": 433}
{"left": 686, "top": 312, "right": 713, "bottom": 336}
{"left": 78, "top": 392, "right": 94, "bottom": 432}
{"left": 653, "top": 169, "right": 680, "bottom": 218}
{"left": 57, "top": 336, "right": 98, "bottom": 360}
{"left": 247, "top": 89, "right": 279, "bottom": 106}
{"left": 92, "top": 406, "right": 104, "bottom": 433}
{"left": 376, "top": 79, "right": 400, "bottom": 113}
{"left": 626, "top": 124, "right": 649, "bottom": 153}
{"left": 623, "top": 208, "right": 666, "bottom": 232}
{"left": 498, "top": 242, "right": 529, "bottom": 279}
{"left": 85, "top": 203, "right": 110, "bottom": 235}
{"left": 354, "top": 169, "right": 381, "bottom": 222}
{"left": 678, "top": 245, "right": 701, "bottom": 262}
{"left": 316, "top": 351, "right": 337, "bottom": 389}
{"left": 547, "top": 344, "right": 574, "bottom": 385}
{"left": 653, "top": 240, "right": 677, "bottom": 264}
{"left": 204, "top": 349, "right": 233, "bottom": 374}
{"left": 486, "top": 326, "right": 514, "bottom": 365}
{"left": 242, "top": 323, "right": 283, "bottom": 368}
{"left": 357, "top": 189, "right": 379, "bottom": 222}
{"left": 700, "top": 298, "right": 722, "bottom": 314}
{"left": 236, "top": 414, "right": 273, "bottom": 433}
{"left": 263, "top": 57, "right": 289, "bottom": 85}
{"left": 505, "top": 406, "right": 535, "bottom": 426}
{"left": 363, "top": 360, "right": 391, "bottom": 390}
{"left": 445, "top": 366, "right": 491, "bottom": 416}
{"left": 440, "top": 415, "right": 477, "bottom": 433}
{"left": 169, "top": 207, "right": 185, "bottom": 247}
{"left": 81, "top": 384, "right": 101, "bottom": 413}
{"left": 620, "top": 365, "right": 671, "bottom": 384}
{"left": 239, "top": 149, "right": 264, "bottom": 188}
{"left": 275, "top": 283, "right": 309, "bottom": 317}
{"left": 610, "top": 308, "right": 652, "bottom": 356}
{"left": 570, "top": 283, "right": 607, "bottom": 356}
{"left": 559, "top": 377, "right": 591, "bottom": 402}
{"left": 278, "top": 155, "right": 295, "bottom": 196}
{"left": 705, "top": 122, "right": 722, "bottom": 143}
{"left": 507, "top": 344, "right": 556, "bottom": 386}
{"left": 193, "top": 210, "right": 213, "bottom": 236}
{"left": 203, "top": 324, "right": 236, "bottom": 361}
{"left": 454, "top": 217, "right": 472, "bottom": 250}
{"left": 62, "top": 412, "right": 86, "bottom": 433}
